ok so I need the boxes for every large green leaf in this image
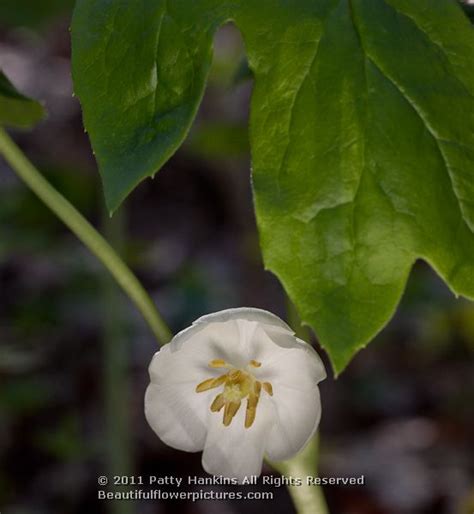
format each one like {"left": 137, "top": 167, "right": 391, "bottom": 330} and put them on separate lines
{"left": 0, "top": 71, "right": 45, "bottom": 128}
{"left": 72, "top": 0, "right": 474, "bottom": 372}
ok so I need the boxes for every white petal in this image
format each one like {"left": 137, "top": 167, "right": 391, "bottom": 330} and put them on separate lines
{"left": 145, "top": 382, "right": 214, "bottom": 452}
{"left": 202, "top": 394, "right": 275, "bottom": 483}
{"left": 148, "top": 346, "right": 208, "bottom": 386}
{"left": 148, "top": 323, "right": 241, "bottom": 385}
{"left": 265, "top": 386, "right": 321, "bottom": 461}
{"left": 146, "top": 335, "right": 236, "bottom": 452}
{"left": 193, "top": 307, "right": 293, "bottom": 333}
{"left": 250, "top": 326, "right": 326, "bottom": 391}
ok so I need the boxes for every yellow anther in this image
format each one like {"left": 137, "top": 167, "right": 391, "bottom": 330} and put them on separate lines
{"left": 210, "top": 393, "right": 225, "bottom": 412}
{"left": 254, "top": 381, "right": 262, "bottom": 395}
{"left": 196, "top": 359, "right": 273, "bottom": 429}
{"left": 228, "top": 369, "right": 244, "bottom": 381}
{"left": 245, "top": 381, "right": 262, "bottom": 428}
{"left": 223, "top": 400, "right": 241, "bottom": 426}
{"left": 195, "top": 374, "right": 226, "bottom": 393}
{"left": 209, "top": 359, "right": 229, "bottom": 368}
{"left": 262, "top": 382, "right": 273, "bottom": 396}
{"left": 245, "top": 404, "right": 256, "bottom": 428}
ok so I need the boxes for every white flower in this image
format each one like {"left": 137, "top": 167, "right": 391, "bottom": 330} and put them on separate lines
{"left": 145, "top": 308, "right": 326, "bottom": 482}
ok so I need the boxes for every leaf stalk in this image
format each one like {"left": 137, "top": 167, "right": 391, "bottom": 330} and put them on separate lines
{"left": 0, "top": 127, "right": 172, "bottom": 345}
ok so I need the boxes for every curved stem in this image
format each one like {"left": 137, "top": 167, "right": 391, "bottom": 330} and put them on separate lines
{"left": 0, "top": 127, "right": 172, "bottom": 345}
{"left": 270, "top": 435, "right": 329, "bottom": 514}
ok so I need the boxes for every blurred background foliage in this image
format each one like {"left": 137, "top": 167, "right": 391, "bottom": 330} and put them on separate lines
{"left": 0, "top": 2, "right": 473, "bottom": 514}
{"left": 0, "top": 0, "right": 74, "bottom": 29}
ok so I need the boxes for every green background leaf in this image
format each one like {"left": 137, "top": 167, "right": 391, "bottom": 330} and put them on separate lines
{"left": 72, "top": 0, "right": 474, "bottom": 372}
{"left": 0, "top": 71, "right": 45, "bottom": 129}
{"left": 0, "top": 0, "right": 74, "bottom": 29}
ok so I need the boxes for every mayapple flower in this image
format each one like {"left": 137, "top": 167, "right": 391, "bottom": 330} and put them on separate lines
{"left": 145, "top": 308, "right": 326, "bottom": 482}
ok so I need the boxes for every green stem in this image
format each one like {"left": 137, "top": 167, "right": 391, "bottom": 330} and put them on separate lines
{"left": 102, "top": 207, "right": 133, "bottom": 514}
{"left": 271, "top": 436, "right": 329, "bottom": 514}
{"left": 272, "top": 298, "right": 329, "bottom": 514}
{"left": 0, "top": 127, "right": 172, "bottom": 345}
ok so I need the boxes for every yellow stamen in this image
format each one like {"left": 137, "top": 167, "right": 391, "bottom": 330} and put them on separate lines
{"left": 254, "top": 381, "right": 262, "bottom": 395}
{"left": 210, "top": 393, "right": 225, "bottom": 412}
{"left": 223, "top": 400, "right": 241, "bottom": 426}
{"left": 262, "top": 382, "right": 273, "bottom": 396}
{"left": 209, "top": 359, "right": 229, "bottom": 368}
{"left": 196, "top": 359, "right": 273, "bottom": 429}
{"left": 228, "top": 369, "right": 243, "bottom": 381}
{"left": 195, "top": 374, "right": 226, "bottom": 393}
{"left": 245, "top": 381, "right": 261, "bottom": 428}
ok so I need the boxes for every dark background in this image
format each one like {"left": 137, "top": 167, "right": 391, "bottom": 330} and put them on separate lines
{"left": 0, "top": 2, "right": 473, "bottom": 513}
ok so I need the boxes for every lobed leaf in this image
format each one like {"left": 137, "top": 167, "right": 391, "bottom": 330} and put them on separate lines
{"left": 0, "top": 71, "right": 45, "bottom": 129}
{"left": 72, "top": 0, "right": 474, "bottom": 372}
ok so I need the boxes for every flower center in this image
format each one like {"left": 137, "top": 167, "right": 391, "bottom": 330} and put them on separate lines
{"left": 195, "top": 359, "right": 273, "bottom": 429}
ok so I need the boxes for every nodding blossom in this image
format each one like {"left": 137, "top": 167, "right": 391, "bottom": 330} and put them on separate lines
{"left": 145, "top": 308, "right": 326, "bottom": 482}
